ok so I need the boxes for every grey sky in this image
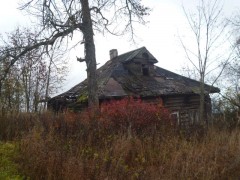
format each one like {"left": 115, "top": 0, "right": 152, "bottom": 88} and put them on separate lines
{"left": 0, "top": 0, "right": 240, "bottom": 94}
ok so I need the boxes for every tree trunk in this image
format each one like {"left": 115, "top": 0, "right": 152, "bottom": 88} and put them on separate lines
{"left": 80, "top": 0, "right": 99, "bottom": 109}
{"left": 44, "top": 57, "right": 52, "bottom": 110}
{"left": 199, "top": 75, "right": 206, "bottom": 126}
{"left": 34, "top": 73, "right": 39, "bottom": 112}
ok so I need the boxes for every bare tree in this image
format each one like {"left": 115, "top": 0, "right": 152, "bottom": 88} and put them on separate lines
{"left": 220, "top": 39, "right": 240, "bottom": 117}
{"left": 217, "top": 8, "right": 240, "bottom": 125}
{"left": 0, "top": 28, "right": 68, "bottom": 113}
{"left": 180, "top": 0, "right": 231, "bottom": 124}
{"left": 43, "top": 44, "right": 68, "bottom": 111}
{"left": 0, "top": 0, "right": 150, "bottom": 109}
{"left": 0, "top": 57, "right": 22, "bottom": 113}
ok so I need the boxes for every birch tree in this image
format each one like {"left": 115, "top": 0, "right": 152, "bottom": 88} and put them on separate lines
{"left": 180, "top": 0, "right": 230, "bottom": 124}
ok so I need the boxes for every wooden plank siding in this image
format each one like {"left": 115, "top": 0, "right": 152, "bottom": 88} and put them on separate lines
{"left": 142, "top": 94, "right": 211, "bottom": 129}
{"left": 162, "top": 94, "right": 211, "bottom": 128}
{"left": 50, "top": 93, "right": 211, "bottom": 130}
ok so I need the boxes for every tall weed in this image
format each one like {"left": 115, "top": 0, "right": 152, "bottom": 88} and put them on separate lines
{"left": 2, "top": 99, "right": 240, "bottom": 179}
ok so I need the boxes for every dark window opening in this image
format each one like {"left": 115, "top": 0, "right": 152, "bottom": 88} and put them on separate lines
{"left": 142, "top": 64, "right": 149, "bottom": 76}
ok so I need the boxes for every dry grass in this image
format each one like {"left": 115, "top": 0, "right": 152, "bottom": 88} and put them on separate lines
{"left": 18, "top": 125, "right": 240, "bottom": 179}
{"left": 0, "top": 112, "right": 36, "bottom": 141}
{"left": 1, "top": 111, "right": 240, "bottom": 179}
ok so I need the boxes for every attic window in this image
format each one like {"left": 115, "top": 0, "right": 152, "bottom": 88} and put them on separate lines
{"left": 142, "top": 64, "right": 149, "bottom": 76}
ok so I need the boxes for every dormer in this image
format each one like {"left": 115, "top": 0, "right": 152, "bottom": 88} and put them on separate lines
{"left": 124, "top": 48, "right": 158, "bottom": 76}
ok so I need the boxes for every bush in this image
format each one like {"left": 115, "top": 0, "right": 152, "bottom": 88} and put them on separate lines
{"left": 0, "top": 112, "right": 35, "bottom": 141}
{"left": 99, "top": 97, "right": 172, "bottom": 135}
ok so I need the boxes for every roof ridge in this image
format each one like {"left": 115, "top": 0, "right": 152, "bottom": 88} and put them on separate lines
{"left": 118, "top": 46, "right": 146, "bottom": 57}
{"left": 108, "top": 46, "right": 146, "bottom": 62}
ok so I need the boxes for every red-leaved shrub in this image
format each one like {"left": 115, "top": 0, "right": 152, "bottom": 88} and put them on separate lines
{"left": 99, "top": 97, "right": 172, "bottom": 135}
{"left": 35, "top": 97, "right": 173, "bottom": 140}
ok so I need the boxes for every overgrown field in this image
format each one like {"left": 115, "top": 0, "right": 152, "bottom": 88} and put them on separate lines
{"left": 0, "top": 99, "right": 240, "bottom": 179}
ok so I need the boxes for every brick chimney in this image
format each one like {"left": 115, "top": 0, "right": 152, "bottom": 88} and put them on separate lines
{"left": 110, "top": 49, "right": 118, "bottom": 59}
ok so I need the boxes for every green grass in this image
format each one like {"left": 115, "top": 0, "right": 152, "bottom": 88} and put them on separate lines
{"left": 0, "top": 142, "right": 26, "bottom": 180}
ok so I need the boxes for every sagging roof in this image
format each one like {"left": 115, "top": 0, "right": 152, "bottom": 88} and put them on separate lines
{"left": 55, "top": 47, "right": 220, "bottom": 101}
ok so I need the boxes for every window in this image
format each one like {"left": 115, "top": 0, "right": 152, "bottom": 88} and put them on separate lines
{"left": 170, "top": 111, "right": 180, "bottom": 125}
{"left": 142, "top": 64, "right": 149, "bottom": 76}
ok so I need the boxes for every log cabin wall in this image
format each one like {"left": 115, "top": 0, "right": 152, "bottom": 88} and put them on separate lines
{"left": 49, "top": 93, "right": 212, "bottom": 130}
{"left": 164, "top": 95, "right": 199, "bottom": 129}
{"left": 144, "top": 94, "right": 212, "bottom": 129}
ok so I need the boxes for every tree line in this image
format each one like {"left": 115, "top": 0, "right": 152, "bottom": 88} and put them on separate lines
{"left": 0, "top": 28, "right": 68, "bottom": 113}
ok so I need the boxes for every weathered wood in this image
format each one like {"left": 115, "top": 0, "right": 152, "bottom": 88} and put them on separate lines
{"left": 48, "top": 47, "right": 217, "bottom": 128}
{"left": 162, "top": 94, "right": 212, "bottom": 127}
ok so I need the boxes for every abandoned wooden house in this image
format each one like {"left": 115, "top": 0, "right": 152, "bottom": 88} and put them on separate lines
{"left": 48, "top": 47, "right": 219, "bottom": 126}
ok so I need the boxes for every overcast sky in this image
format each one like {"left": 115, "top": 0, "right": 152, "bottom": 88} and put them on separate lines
{"left": 0, "top": 0, "right": 240, "bottom": 94}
